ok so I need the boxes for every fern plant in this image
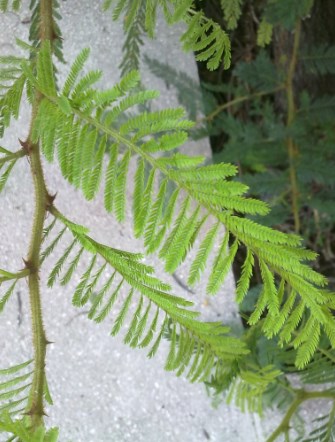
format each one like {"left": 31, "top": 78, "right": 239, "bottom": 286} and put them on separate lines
{"left": 0, "top": 0, "right": 335, "bottom": 440}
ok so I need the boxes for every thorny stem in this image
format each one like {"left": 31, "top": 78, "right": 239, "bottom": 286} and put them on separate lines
{"left": 286, "top": 21, "right": 301, "bottom": 233}
{"left": 266, "top": 389, "right": 335, "bottom": 442}
{"left": 24, "top": 0, "right": 55, "bottom": 430}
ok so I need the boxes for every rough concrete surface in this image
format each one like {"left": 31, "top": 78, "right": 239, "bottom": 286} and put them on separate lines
{"left": 0, "top": 2, "right": 281, "bottom": 441}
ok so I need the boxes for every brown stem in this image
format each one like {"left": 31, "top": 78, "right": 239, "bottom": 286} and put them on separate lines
{"left": 286, "top": 21, "right": 301, "bottom": 233}
{"left": 24, "top": 0, "right": 54, "bottom": 430}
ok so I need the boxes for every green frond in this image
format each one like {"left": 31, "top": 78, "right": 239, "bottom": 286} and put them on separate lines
{"left": 62, "top": 48, "right": 90, "bottom": 97}
{"left": 139, "top": 306, "right": 159, "bottom": 348}
{"left": 31, "top": 48, "right": 334, "bottom": 366}
{"left": 72, "top": 255, "right": 97, "bottom": 306}
{"left": 259, "top": 259, "right": 279, "bottom": 317}
{"left": 300, "top": 404, "right": 335, "bottom": 442}
{"left": 226, "top": 365, "right": 282, "bottom": 414}
{"left": 188, "top": 222, "right": 220, "bottom": 286}
{"left": 94, "top": 70, "right": 141, "bottom": 109}
{"left": 0, "top": 280, "right": 17, "bottom": 313}
{"left": 300, "top": 350, "right": 335, "bottom": 385}
{"left": 47, "top": 240, "right": 77, "bottom": 288}
{"left": 119, "top": 1, "right": 146, "bottom": 76}
{"left": 130, "top": 300, "right": 151, "bottom": 348}
{"left": 0, "top": 52, "right": 26, "bottom": 135}
{"left": 114, "top": 150, "right": 131, "bottom": 222}
{"left": 156, "top": 153, "right": 203, "bottom": 169}
{"left": 71, "top": 70, "right": 102, "bottom": 102}
{"left": 81, "top": 263, "right": 107, "bottom": 307}
{"left": 143, "top": 178, "right": 168, "bottom": 249}
{"left": 123, "top": 294, "right": 143, "bottom": 344}
{"left": 0, "top": 0, "right": 21, "bottom": 12}
{"left": 111, "top": 288, "right": 134, "bottom": 336}
{"left": 220, "top": 0, "right": 242, "bottom": 30}
{"left": 28, "top": 0, "right": 64, "bottom": 63}
{"left": 295, "top": 319, "right": 321, "bottom": 369}
{"left": 48, "top": 241, "right": 82, "bottom": 285}
{"left": 257, "top": 17, "right": 273, "bottom": 47}
{"left": 262, "top": 283, "right": 294, "bottom": 338}
{"left": 300, "top": 44, "right": 335, "bottom": 75}
{"left": 0, "top": 360, "right": 32, "bottom": 419}
{"left": 47, "top": 210, "right": 249, "bottom": 382}
{"left": 88, "top": 272, "right": 116, "bottom": 321}
{"left": 279, "top": 300, "right": 305, "bottom": 345}
{"left": 166, "top": 204, "right": 201, "bottom": 273}
{"left": 181, "top": 11, "right": 231, "bottom": 70}
{"left": 103, "top": 1, "right": 231, "bottom": 69}
{"left": 236, "top": 249, "right": 254, "bottom": 303}
{"left": 82, "top": 135, "right": 107, "bottom": 200}
{"left": 40, "top": 227, "right": 66, "bottom": 264}
{"left": 36, "top": 41, "right": 57, "bottom": 97}
{"left": 134, "top": 167, "right": 156, "bottom": 237}
{"left": 248, "top": 288, "right": 267, "bottom": 326}
{"left": 104, "top": 143, "right": 119, "bottom": 213}
{"left": 0, "top": 160, "right": 16, "bottom": 193}
{"left": 159, "top": 196, "right": 190, "bottom": 260}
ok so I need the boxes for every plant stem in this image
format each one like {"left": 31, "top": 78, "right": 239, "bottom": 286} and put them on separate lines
{"left": 286, "top": 21, "right": 301, "bottom": 233}
{"left": 24, "top": 0, "right": 54, "bottom": 430}
{"left": 266, "top": 389, "right": 335, "bottom": 442}
{"left": 0, "top": 149, "right": 26, "bottom": 167}
{"left": 201, "top": 85, "right": 285, "bottom": 123}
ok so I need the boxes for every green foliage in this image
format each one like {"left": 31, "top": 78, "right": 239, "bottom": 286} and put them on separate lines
{"left": 0, "top": 413, "right": 59, "bottom": 441}
{"left": 0, "top": 360, "right": 33, "bottom": 419}
{"left": 220, "top": 0, "right": 243, "bottom": 30}
{"left": 42, "top": 210, "right": 248, "bottom": 381}
{"left": 264, "top": 0, "right": 314, "bottom": 30}
{"left": 1, "top": 0, "right": 335, "bottom": 440}
{"left": 0, "top": 0, "right": 21, "bottom": 12}
{"left": 0, "top": 54, "right": 26, "bottom": 136}
{"left": 104, "top": 0, "right": 231, "bottom": 70}
{"left": 23, "top": 41, "right": 335, "bottom": 374}
{"left": 29, "top": 0, "right": 64, "bottom": 62}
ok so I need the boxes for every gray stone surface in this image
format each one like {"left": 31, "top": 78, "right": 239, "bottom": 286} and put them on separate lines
{"left": 0, "top": 3, "right": 279, "bottom": 441}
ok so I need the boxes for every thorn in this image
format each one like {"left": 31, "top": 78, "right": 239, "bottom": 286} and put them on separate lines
{"left": 45, "top": 339, "right": 54, "bottom": 345}
{"left": 22, "top": 258, "right": 30, "bottom": 268}
{"left": 46, "top": 192, "right": 57, "bottom": 210}
{"left": 18, "top": 138, "right": 31, "bottom": 154}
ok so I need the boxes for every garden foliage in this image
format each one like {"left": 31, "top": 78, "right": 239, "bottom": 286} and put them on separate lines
{"left": 0, "top": 0, "right": 335, "bottom": 440}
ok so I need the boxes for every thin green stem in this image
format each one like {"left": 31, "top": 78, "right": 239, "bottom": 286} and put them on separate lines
{"left": 0, "top": 149, "right": 26, "bottom": 167}
{"left": 286, "top": 21, "right": 301, "bottom": 233}
{"left": 266, "top": 389, "right": 335, "bottom": 442}
{"left": 0, "top": 268, "right": 30, "bottom": 284}
{"left": 200, "top": 86, "right": 285, "bottom": 123}
{"left": 24, "top": 0, "right": 54, "bottom": 430}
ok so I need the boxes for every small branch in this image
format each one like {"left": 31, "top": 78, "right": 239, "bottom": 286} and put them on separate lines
{"left": 0, "top": 268, "right": 30, "bottom": 284}
{"left": 286, "top": 21, "right": 301, "bottom": 233}
{"left": 200, "top": 86, "right": 285, "bottom": 123}
{"left": 266, "top": 389, "right": 335, "bottom": 442}
{"left": 0, "top": 148, "right": 26, "bottom": 167}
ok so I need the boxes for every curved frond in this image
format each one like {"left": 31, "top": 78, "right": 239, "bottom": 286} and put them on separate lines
{"left": 103, "top": 0, "right": 231, "bottom": 70}
{"left": 0, "top": 54, "right": 26, "bottom": 136}
{"left": 0, "top": 360, "right": 33, "bottom": 419}
{"left": 29, "top": 43, "right": 335, "bottom": 368}
{"left": 41, "top": 209, "right": 249, "bottom": 383}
